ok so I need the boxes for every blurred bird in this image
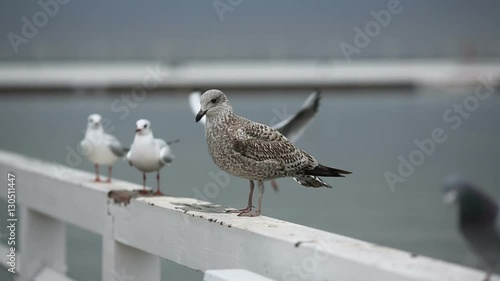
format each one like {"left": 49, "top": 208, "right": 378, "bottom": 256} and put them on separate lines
{"left": 127, "top": 119, "right": 176, "bottom": 195}
{"left": 443, "top": 176, "right": 500, "bottom": 281}
{"left": 189, "top": 89, "right": 322, "bottom": 191}
{"left": 80, "top": 114, "right": 128, "bottom": 183}
{"left": 195, "top": 89, "right": 351, "bottom": 216}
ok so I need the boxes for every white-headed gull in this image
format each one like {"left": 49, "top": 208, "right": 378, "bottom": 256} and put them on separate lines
{"left": 189, "top": 89, "right": 322, "bottom": 191}
{"left": 80, "top": 114, "right": 129, "bottom": 183}
{"left": 127, "top": 119, "right": 177, "bottom": 195}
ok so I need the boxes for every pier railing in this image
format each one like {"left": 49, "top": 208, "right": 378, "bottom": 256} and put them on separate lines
{"left": 0, "top": 149, "right": 495, "bottom": 281}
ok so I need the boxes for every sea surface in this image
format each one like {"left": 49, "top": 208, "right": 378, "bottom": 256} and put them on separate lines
{"left": 1, "top": 88, "right": 499, "bottom": 280}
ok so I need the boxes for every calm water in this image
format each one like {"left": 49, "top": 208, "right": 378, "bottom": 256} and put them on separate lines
{"left": 1, "top": 88, "right": 499, "bottom": 280}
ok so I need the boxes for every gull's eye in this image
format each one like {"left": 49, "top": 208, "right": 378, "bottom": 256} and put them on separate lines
{"left": 143, "top": 124, "right": 147, "bottom": 128}
{"left": 210, "top": 98, "right": 217, "bottom": 104}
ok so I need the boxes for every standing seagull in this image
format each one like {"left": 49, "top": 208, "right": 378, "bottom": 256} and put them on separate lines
{"left": 195, "top": 89, "right": 351, "bottom": 216}
{"left": 189, "top": 89, "right": 322, "bottom": 191}
{"left": 81, "top": 114, "right": 128, "bottom": 183}
{"left": 443, "top": 177, "right": 500, "bottom": 281}
{"left": 127, "top": 119, "right": 176, "bottom": 195}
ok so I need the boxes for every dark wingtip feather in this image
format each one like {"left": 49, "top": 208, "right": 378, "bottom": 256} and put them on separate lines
{"left": 304, "top": 164, "right": 352, "bottom": 177}
{"left": 167, "top": 138, "right": 180, "bottom": 145}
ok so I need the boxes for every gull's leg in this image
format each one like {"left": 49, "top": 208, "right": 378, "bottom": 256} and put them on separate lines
{"left": 139, "top": 173, "right": 148, "bottom": 194}
{"left": 106, "top": 166, "right": 112, "bottom": 183}
{"left": 270, "top": 179, "right": 279, "bottom": 192}
{"left": 238, "top": 180, "right": 263, "bottom": 217}
{"left": 154, "top": 171, "right": 164, "bottom": 195}
{"left": 227, "top": 180, "right": 254, "bottom": 214}
{"left": 94, "top": 164, "right": 101, "bottom": 182}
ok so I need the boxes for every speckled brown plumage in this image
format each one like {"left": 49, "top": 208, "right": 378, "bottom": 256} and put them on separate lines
{"left": 197, "top": 89, "right": 351, "bottom": 216}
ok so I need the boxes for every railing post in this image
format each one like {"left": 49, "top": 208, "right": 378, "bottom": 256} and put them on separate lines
{"left": 19, "top": 207, "right": 67, "bottom": 281}
{"left": 102, "top": 213, "right": 160, "bottom": 281}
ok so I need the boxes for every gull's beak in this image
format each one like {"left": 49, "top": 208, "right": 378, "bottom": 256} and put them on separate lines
{"left": 195, "top": 110, "right": 207, "bottom": 123}
{"left": 135, "top": 128, "right": 141, "bottom": 133}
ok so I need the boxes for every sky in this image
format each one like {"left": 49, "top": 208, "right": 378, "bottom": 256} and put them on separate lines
{"left": 1, "top": 0, "right": 499, "bottom": 61}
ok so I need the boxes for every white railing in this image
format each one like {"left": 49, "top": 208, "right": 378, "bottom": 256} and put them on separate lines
{"left": 0, "top": 149, "right": 496, "bottom": 281}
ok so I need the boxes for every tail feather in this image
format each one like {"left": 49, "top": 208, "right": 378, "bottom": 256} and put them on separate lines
{"left": 293, "top": 175, "right": 332, "bottom": 188}
{"left": 304, "top": 164, "right": 352, "bottom": 177}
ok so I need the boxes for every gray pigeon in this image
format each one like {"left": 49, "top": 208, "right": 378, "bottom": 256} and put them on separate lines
{"left": 443, "top": 177, "right": 500, "bottom": 281}
{"left": 195, "top": 89, "right": 351, "bottom": 216}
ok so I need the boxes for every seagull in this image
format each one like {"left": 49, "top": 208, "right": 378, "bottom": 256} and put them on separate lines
{"left": 80, "top": 114, "right": 128, "bottom": 183}
{"left": 189, "top": 89, "right": 322, "bottom": 191}
{"left": 443, "top": 176, "right": 500, "bottom": 281}
{"left": 127, "top": 119, "right": 176, "bottom": 195}
{"left": 195, "top": 89, "right": 351, "bottom": 216}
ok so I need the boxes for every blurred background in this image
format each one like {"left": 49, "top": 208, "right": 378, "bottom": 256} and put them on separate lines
{"left": 1, "top": 0, "right": 500, "bottom": 280}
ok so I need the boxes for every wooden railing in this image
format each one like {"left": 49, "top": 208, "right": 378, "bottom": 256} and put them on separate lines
{"left": 0, "top": 150, "right": 496, "bottom": 281}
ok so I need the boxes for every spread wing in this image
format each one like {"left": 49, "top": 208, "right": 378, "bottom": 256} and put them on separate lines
{"left": 273, "top": 91, "right": 321, "bottom": 143}
{"left": 231, "top": 121, "right": 310, "bottom": 171}
{"left": 105, "top": 134, "right": 129, "bottom": 157}
{"left": 155, "top": 139, "right": 175, "bottom": 165}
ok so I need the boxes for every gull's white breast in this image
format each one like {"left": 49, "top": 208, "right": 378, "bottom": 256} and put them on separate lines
{"left": 82, "top": 131, "right": 118, "bottom": 165}
{"left": 129, "top": 137, "right": 163, "bottom": 172}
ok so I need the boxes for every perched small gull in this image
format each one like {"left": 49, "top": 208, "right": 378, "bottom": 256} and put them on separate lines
{"left": 127, "top": 119, "right": 176, "bottom": 195}
{"left": 80, "top": 114, "right": 128, "bottom": 183}
{"left": 195, "top": 89, "right": 351, "bottom": 216}
{"left": 443, "top": 176, "right": 500, "bottom": 281}
{"left": 189, "top": 89, "right": 322, "bottom": 191}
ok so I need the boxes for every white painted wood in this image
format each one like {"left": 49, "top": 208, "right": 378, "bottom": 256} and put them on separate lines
{"left": 0, "top": 149, "right": 498, "bottom": 281}
{"left": 102, "top": 214, "right": 115, "bottom": 281}
{"left": 33, "top": 267, "right": 75, "bottom": 281}
{"left": 204, "top": 269, "right": 276, "bottom": 281}
{"left": 18, "top": 207, "right": 67, "bottom": 281}
{"left": 102, "top": 214, "right": 160, "bottom": 281}
{"left": 113, "top": 242, "right": 160, "bottom": 281}
{"left": 0, "top": 150, "right": 137, "bottom": 235}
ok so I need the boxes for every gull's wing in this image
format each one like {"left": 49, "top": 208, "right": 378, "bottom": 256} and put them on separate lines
{"left": 80, "top": 139, "right": 90, "bottom": 155}
{"left": 189, "top": 90, "right": 205, "bottom": 125}
{"left": 105, "top": 134, "right": 129, "bottom": 157}
{"left": 126, "top": 150, "right": 132, "bottom": 166}
{"left": 231, "top": 121, "right": 309, "bottom": 169}
{"left": 273, "top": 91, "right": 321, "bottom": 143}
{"left": 167, "top": 138, "right": 180, "bottom": 145}
{"left": 155, "top": 139, "right": 175, "bottom": 165}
